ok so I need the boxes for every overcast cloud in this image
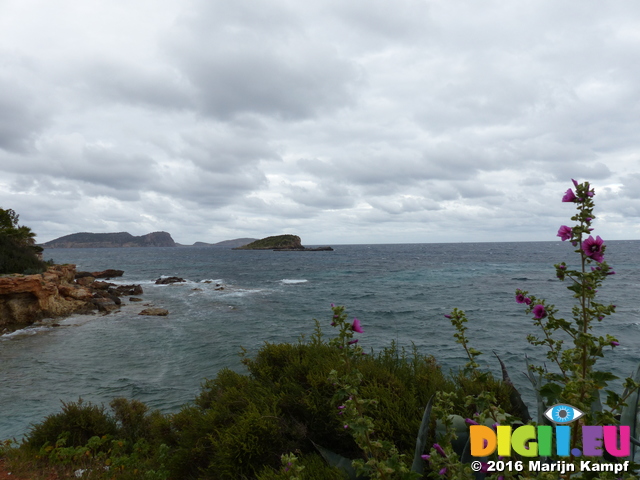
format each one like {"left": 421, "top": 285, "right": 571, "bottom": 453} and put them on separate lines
{"left": 1, "top": 0, "right": 640, "bottom": 244}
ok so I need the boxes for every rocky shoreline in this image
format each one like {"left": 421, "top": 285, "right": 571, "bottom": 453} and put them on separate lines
{"left": 0, "top": 265, "right": 145, "bottom": 333}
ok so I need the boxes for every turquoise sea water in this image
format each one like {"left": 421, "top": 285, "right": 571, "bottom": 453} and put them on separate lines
{"left": 1, "top": 241, "right": 639, "bottom": 440}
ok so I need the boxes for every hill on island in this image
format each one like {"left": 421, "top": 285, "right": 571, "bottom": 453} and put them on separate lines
{"left": 189, "top": 238, "right": 258, "bottom": 248}
{"left": 234, "top": 235, "right": 333, "bottom": 251}
{"left": 43, "top": 231, "right": 176, "bottom": 248}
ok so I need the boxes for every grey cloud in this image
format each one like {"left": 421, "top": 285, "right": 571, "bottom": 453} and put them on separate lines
{"left": 284, "top": 182, "right": 355, "bottom": 210}
{"left": 178, "top": 124, "right": 279, "bottom": 171}
{"left": 367, "top": 195, "right": 440, "bottom": 215}
{"left": 0, "top": 67, "right": 50, "bottom": 152}
{"left": 166, "top": 2, "right": 361, "bottom": 120}
{"left": 621, "top": 174, "right": 640, "bottom": 199}
{"left": 79, "top": 58, "right": 194, "bottom": 110}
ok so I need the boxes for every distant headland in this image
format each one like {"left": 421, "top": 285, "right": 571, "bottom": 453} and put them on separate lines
{"left": 42, "top": 232, "right": 258, "bottom": 249}
{"left": 233, "top": 234, "right": 333, "bottom": 251}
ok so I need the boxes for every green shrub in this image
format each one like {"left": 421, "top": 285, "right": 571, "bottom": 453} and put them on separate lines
{"left": 255, "top": 453, "right": 349, "bottom": 479}
{"left": 0, "top": 235, "right": 47, "bottom": 275}
{"left": 17, "top": 326, "right": 522, "bottom": 479}
{"left": 25, "top": 398, "right": 118, "bottom": 449}
{"left": 110, "top": 397, "right": 152, "bottom": 444}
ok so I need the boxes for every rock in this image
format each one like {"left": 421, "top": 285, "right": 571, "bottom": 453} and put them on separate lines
{"left": 91, "top": 269, "right": 125, "bottom": 279}
{"left": 0, "top": 265, "right": 93, "bottom": 327}
{"left": 75, "top": 271, "right": 95, "bottom": 279}
{"left": 92, "top": 281, "right": 116, "bottom": 290}
{"left": 191, "top": 288, "right": 203, "bottom": 291}
{"left": 129, "top": 297, "right": 143, "bottom": 302}
{"left": 57, "top": 285, "right": 93, "bottom": 301}
{"left": 155, "top": 276, "right": 185, "bottom": 285}
{"left": 90, "top": 297, "right": 119, "bottom": 313}
{"left": 75, "top": 276, "right": 96, "bottom": 287}
{"left": 111, "top": 284, "right": 143, "bottom": 296}
{"left": 139, "top": 308, "right": 168, "bottom": 316}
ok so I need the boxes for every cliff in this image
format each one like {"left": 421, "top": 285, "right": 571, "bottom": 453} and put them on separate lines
{"left": 43, "top": 231, "right": 176, "bottom": 248}
{"left": 234, "top": 235, "right": 333, "bottom": 251}
{"left": 0, "top": 265, "right": 144, "bottom": 330}
{"left": 0, "top": 265, "right": 93, "bottom": 328}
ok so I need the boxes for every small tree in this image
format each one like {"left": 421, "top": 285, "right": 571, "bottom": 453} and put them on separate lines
{"left": 0, "top": 207, "right": 46, "bottom": 274}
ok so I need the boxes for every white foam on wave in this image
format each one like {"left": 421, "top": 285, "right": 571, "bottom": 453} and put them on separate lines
{"left": 280, "top": 279, "right": 308, "bottom": 284}
{"left": 220, "top": 288, "right": 265, "bottom": 297}
{"left": 1, "top": 325, "right": 51, "bottom": 339}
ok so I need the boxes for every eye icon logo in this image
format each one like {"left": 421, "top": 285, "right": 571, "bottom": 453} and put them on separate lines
{"left": 543, "top": 404, "right": 585, "bottom": 424}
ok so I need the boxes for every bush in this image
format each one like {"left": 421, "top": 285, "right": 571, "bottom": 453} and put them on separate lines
{"left": 25, "top": 398, "right": 118, "bottom": 449}
{"left": 0, "top": 234, "right": 47, "bottom": 275}
{"left": 16, "top": 325, "right": 521, "bottom": 479}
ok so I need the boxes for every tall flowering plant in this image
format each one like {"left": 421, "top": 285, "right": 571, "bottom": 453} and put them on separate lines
{"left": 327, "top": 304, "right": 420, "bottom": 480}
{"left": 431, "top": 180, "right": 640, "bottom": 479}
{"left": 518, "top": 180, "right": 628, "bottom": 423}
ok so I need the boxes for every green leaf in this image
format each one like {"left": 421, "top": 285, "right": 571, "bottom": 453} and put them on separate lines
{"left": 539, "top": 382, "right": 562, "bottom": 404}
{"left": 311, "top": 441, "right": 362, "bottom": 480}
{"left": 411, "top": 395, "right": 434, "bottom": 474}
{"left": 620, "top": 363, "right": 640, "bottom": 462}
{"left": 591, "top": 370, "right": 619, "bottom": 387}
{"left": 524, "top": 355, "right": 547, "bottom": 425}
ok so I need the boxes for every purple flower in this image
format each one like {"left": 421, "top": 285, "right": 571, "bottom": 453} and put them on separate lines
{"left": 557, "top": 225, "right": 572, "bottom": 241}
{"left": 572, "top": 179, "right": 579, "bottom": 187}
{"left": 351, "top": 318, "right": 364, "bottom": 333}
{"left": 444, "top": 314, "right": 452, "bottom": 319}
{"left": 343, "top": 424, "right": 348, "bottom": 429}
{"left": 515, "top": 293, "right": 531, "bottom": 305}
{"left": 532, "top": 304, "right": 547, "bottom": 319}
{"left": 421, "top": 454, "right": 430, "bottom": 461}
{"left": 611, "top": 341, "right": 620, "bottom": 347}
{"left": 433, "top": 444, "right": 447, "bottom": 457}
{"left": 586, "top": 217, "right": 593, "bottom": 222}
{"left": 465, "top": 418, "right": 479, "bottom": 425}
{"left": 562, "top": 188, "right": 577, "bottom": 202}
{"left": 348, "top": 339, "right": 359, "bottom": 345}
{"left": 439, "top": 468, "right": 447, "bottom": 475}
{"left": 582, "top": 235, "right": 605, "bottom": 263}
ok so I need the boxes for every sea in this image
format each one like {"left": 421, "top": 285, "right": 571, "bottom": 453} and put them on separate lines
{"left": 1, "top": 241, "right": 639, "bottom": 440}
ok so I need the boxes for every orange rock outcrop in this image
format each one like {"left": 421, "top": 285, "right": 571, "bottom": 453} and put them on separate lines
{"left": 0, "top": 265, "right": 94, "bottom": 328}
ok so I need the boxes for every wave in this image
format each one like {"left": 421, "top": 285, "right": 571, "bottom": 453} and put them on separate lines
{"left": 280, "top": 279, "right": 308, "bottom": 284}
{"left": 1, "top": 325, "right": 52, "bottom": 340}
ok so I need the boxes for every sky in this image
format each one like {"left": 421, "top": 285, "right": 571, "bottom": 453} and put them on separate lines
{"left": 1, "top": 0, "right": 640, "bottom": 245}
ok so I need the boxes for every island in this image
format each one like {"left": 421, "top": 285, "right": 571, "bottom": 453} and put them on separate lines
{"left": 43, "top": 231, "right": 176, "bottom": 248}
{"left": 233, "top": 234, "right": 333, "bottom": 251}
{"left": 42, "top": 233, "right": 260, "bottom": 249}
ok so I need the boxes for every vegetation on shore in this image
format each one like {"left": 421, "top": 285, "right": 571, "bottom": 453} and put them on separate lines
{"left": 0, "top": 317, "right": 518, "bottom": 479}
{"left": 0, "top": 208, "right": 50, "bottom": 275}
